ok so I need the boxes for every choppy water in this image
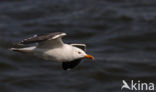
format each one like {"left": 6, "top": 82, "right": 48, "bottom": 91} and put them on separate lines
{"left": 0, "top": 0, "right": 156, "bottom": 92}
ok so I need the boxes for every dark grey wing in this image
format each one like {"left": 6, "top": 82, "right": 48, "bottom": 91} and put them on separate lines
{"left": 71, "top": 44, "right": 86, "bottom": 52}
{"left": 62, "top": 59, "right": 81, "bottom": 70}
{"left": 18, "top": 32, "right": 66, "bottom": 48}
{"left": 19, "top": 32, "right": 65, "bottom": 44}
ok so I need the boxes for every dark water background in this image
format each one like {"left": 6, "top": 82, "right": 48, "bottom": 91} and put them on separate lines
{"left": 0, "top": 0, "right": 156, "bottom": 92}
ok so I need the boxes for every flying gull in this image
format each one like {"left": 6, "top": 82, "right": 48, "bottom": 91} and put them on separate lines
{"left": 10, "top": 32, "right": 94, "bottom": 70}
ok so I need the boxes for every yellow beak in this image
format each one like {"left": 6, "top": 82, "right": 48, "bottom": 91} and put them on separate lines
{"left": 85, "top": 54, "right": 94, "bottom": 60}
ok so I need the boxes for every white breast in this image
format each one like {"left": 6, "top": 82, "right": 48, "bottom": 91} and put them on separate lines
{"left": 35, "top": 44, "right": 75, "bottom": 62}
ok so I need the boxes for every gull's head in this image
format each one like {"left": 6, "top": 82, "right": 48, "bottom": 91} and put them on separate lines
{"left": 73, "top": 47, "right": 94, "bottom": 60}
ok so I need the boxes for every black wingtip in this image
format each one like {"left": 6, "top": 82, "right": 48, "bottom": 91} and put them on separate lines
{"left": 62, "top": 59, "right": 81, "bottom": 70}
{"left": 63, "top": 67, "right": 71, "bottom": 70}
{"left": 9, "top": 48, "right": 16, "bottom": 51}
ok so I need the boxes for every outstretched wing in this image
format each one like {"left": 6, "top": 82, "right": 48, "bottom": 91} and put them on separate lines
{"left": 71, "top": 44, "right": 86, "bottom": 52}
{"left": 62, "top": 59, "right": 81, "bottom": 70}
{"left": 18, "top": 32, "right": 66, "bottom": 48}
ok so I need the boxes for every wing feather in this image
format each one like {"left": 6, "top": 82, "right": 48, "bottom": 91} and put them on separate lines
{"left": 71, "top": 44, "right": 86, "bottom": 52}
{"left": 18, "top": 32, "right": 66, "bottom": 48}
{"left": 18, "top": 32, "right": 65, "bottom": 44}
{"left": 62, "top": 59, "right": 81, "bottom": 70}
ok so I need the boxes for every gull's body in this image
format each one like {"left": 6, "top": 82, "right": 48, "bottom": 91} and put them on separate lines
{"left": 11, "top": 32, "right": 94, "bottom": 70}
{"left": 33, "top": 44, "right": 83, "bottom": 62}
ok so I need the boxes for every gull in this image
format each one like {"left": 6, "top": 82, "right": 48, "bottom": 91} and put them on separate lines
{"left": 10, "top": 32, "right": 94, "bottom": 70}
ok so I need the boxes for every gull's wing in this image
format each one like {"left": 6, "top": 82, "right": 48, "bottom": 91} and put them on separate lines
{"left": 18, "top": 32, "right": 66, "bottom": 48}
{"left": 71, "top": 44, "right": 86, "bottom": 52}
{"left": 62, "top": 59, "right": 81, "bottom": 70}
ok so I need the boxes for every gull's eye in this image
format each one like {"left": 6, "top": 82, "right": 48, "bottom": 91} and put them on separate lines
{"left": 78, "top": 52, "right": 81, "bottom": 54}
